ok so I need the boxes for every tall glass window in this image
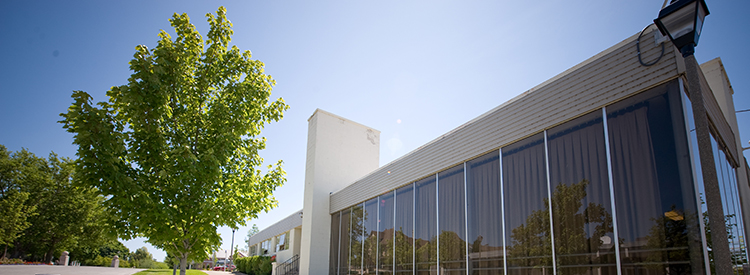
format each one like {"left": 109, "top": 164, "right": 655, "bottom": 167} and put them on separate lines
{"left": 364, "top": 198, "right": 379, "bottom": 274}
{"left": 395, "top": 184, "right": 415, "bottom": 275}
{"left": 438, "top": 164, "right": 467, "bottom": 274}
{"left": 712, "top": 135, "right": 748, "bottom": 273}
{"left": 340, "top": 208, "right": 351, "bottom": 275}
{"left": 502, "top": 132, "right": 553, "bottom": 274}
{"left": 379, "top": 191, "right": 395, "bottom": 274}
{"left": 351, "top": 204, "right": 366, "bottom": 274}
{"left": 331, "top": 212, "right": 341, "bottom": 275}
{"left": 547, "top": 110, "right": 616, "bottom": 274}
{"left": 415, "top": 176, "right": 437, "bottom": 275}
{"left": 607, "top": 81, "right": 704, "bottom": 274}
{"left": 467, "top": 151, "right": 503, "bottom": 275}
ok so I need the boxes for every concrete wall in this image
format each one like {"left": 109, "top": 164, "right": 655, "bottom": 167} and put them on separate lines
{"left": 298, "top": 109, "right": 380, "bottom": 275}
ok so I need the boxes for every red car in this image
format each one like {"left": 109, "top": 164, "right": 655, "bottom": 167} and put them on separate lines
{"left": 213, "top": 264, "right": 235, "bottom": 271}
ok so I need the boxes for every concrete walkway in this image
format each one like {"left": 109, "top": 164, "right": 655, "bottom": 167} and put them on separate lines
{"left": 0, "top": 265, "right": 146, "bottom": 275}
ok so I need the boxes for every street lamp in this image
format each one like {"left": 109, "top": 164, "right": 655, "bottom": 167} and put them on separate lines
{"left": 653, "top": 0, "right": 709, "bottom": 57}
{"left": 654, "top": 1, "right": 733, "bottom": 274}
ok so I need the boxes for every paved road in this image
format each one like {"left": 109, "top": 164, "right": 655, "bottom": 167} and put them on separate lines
{"left": 0, "top": 265, "right": 146, "bottom": 275}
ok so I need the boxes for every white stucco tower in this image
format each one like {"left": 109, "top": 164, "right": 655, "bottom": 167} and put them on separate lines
{"left": 298, "top": 109, "right": 380, "bottom": 275}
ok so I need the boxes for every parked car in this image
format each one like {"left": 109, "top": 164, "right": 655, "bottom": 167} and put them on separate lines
{"left": 213, "top": 264, "right": 235, "bottom": 271}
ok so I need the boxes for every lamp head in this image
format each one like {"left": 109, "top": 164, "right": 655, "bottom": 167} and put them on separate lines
{"left": 654, "top": 0, "right": 709, "bottom": 57}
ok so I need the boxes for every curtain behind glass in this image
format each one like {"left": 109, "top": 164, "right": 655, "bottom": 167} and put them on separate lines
{"left": 438, "top": 164, "right": 467, "bottom": 274}
{"left": 379, "top": 191, "right": 395, "bottom": 274}
{"left": 415, "top": 176, "right": 438, "bottom": 275}
{"left": 351, "top": 204, "right": 365, "bottom": 275}
{"left": 467, "top": 151, "right": 503, "bottom": 275}
{"left": 547, "top": 110, "right": 616, "bottom": 275}
{"left": 395, "top": 184, "right": 414, "bottom": 275}
{"left": 340, "top": 209, "right": 351, "bottom": 275}
{"left": 364, "top": 198, "right": 379, "bottom": 274}
{"left": 607, "top": 80, "right": 704, "bottom": 274}
{"left": 502, "top": 132, "right": 553, "bottom": 275}
{"left": 331, "top": 212, "right": 341, "bottom": 275}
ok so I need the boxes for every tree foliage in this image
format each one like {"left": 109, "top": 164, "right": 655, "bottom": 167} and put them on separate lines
{"left": 59, "top": 6, "right": 288, "bottom": 275}
{"left": 0, "top": 145, "right": 105, "bottom": 263}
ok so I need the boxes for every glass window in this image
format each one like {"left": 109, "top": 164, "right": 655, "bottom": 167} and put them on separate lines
{"left": 415, "top": 176, "right": 437, "bottom": 275}
{"left": 364, "top": 198, "right": 379, "bottom": 274}
{"left": 276, "top": 232, "right": 289, "bottom": 252}
{"left": 351, "top": 204, "right": 365, "bottom": 274}
{"left": 261, "top": 239, "right": 271, "bottom": 255}
{"left": 395, "top": 184, "right": 414, "bottom": 275}
{"left": 467, "top": 151, "right": 504, "bottom": 275}
{"left": 712, "top": 135, "right": 748, "bottom": 272}
{"left": 502, "top": 132, "right": 553, "bottom": 274}
{"left": 379, "top": 191, "right": 395, "bottom": 274}
{"left": 340, "top": 208, "right": 351, "bottom": 275}
{"left": 331, "top": 212, "right": 341, "bottom": 275}
{"left": 438, "top": 164, "right": 467, "bottom": 274}
{"left": 606, "top": 80, "right": 704, "bottom": 274}
{"left": 547, "top": 110, "right": 616, "bottom": 274}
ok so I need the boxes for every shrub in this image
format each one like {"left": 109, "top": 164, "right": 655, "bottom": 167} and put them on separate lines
{"left": 234, "top": 255, "right": 272, "bottom": 275}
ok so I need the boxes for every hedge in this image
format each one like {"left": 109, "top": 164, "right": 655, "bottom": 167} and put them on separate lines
{"left": 234, "top": 255, "right": 272, "bottom": 275}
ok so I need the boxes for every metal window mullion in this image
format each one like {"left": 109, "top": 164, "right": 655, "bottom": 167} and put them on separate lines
{"left": 338, "top": 211, "right": 342, "bottom": 275}
{"left": 413, "top": 182, "right": 416, "bottom": 275}
{"left": 377, "top": 195, "right": 380, "bottom": 275}
{"left": 393, "top": 189, "right": 397, "bottom": 274}
{"left": 361, "top": 202, "right": 365, "bottom": 275}
{"left": 544, "top": 130, "right": 557, "bottom": 275}
{"left": 464, "top": 162, "right": 469, "bottom": 275}
{"left": 500, "top": 148, "right": 508, "bottom": 275}
{"left": 602, "top": 107, "right": 623, "bottom": 275}
{"left": 350, "top": 207, "right": 354, "bottom": 275}
{"left": 436, "top": 173, "right": 440, "bottom": 274}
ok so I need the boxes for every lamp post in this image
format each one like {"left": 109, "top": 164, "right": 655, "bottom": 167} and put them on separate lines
{"left": 654, "top": 1, "right": 733, "bottom": 273}
{"left": 230, "top": 228, "right": 236, "bottom": 272}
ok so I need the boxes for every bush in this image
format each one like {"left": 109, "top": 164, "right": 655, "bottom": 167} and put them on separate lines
{"left": 0, "top": 258, "right": 25, "bottom": 265}
{"left": 234, "top": 255, "right": 272, "bottom": 275}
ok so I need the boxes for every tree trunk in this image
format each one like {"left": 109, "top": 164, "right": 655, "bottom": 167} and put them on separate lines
{"left": 179, "top": 254, "right": 188, "bottom": 275}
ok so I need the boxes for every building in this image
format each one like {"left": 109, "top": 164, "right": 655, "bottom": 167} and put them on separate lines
{"left": 248, "top": 25, "right": 749, "bottom": 275}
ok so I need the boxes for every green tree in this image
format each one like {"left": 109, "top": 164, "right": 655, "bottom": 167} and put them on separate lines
{"left": 244, "top": 224, "right": 259, "bottom": 251}
{"left": 1, "top": 146, "right": 104, "bottom": 263}
{"left": 59, "top": 6, "right": 288, "bottom": 275}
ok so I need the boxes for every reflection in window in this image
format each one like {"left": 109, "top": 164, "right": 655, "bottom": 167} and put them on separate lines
{"left": 607, "top": 81, "right": 704, "bottom": 274}
{"left": 364, "top": 198, "right": 379, "bottom": 274}
{"left": 379, "top": 191, "right": 395, "bottom": 274}
{"left": 351, "top": 204, "right": 365, "bottom": 274}
{"left": 340, "top": 208, "right": 351, "bottom": 275}
{"left": 467, "top": 151, "right": 503, "bottom": 275}
{"left": 395, "top": 184, "right": 414, "bottom": 275}
{"left": 261, "top": 239, "right": 271, "bottom": 255}
{"left": 547, "top": 110, "right": 616, "bottom": 275}
{"left": 415, "top": 176, "right": 437, "bottom": 275}
{"left": 502, "top": 132, "right": 553, "bottom": 274}
{"left": 439, "top": 164, "right": 467, "bottom": 274}
{"left": 712, "top": 135, "right": 748, "bottom": 273}
{"left": 330, "top": 212, "right": 340, "bottom": 275}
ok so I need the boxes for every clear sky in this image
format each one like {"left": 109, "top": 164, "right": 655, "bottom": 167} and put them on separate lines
{"left": 1, "top": 0, "right": 748, "bottom": 263}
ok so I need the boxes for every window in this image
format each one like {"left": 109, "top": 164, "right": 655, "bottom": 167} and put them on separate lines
{"left": 261, "top": 239, "right": 271, "bottom": 255}
{"left": 276, "top": 231, "right": 289, "bottom": 252}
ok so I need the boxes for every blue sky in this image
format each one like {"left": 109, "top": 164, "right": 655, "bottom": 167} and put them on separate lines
{"left": 1, "top": 0, "right": 748, "bottom": 263}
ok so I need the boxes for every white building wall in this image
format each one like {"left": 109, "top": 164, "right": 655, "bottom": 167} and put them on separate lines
{"left": 298, "top": 109, "right": 380, "bottom": 275}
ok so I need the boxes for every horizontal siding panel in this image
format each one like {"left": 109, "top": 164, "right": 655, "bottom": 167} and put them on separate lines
{"left": 248, "top": 210, "right": 303, "bottom": 246}
{"left": 331, "top": 28, "right": 680, "bottom": 213}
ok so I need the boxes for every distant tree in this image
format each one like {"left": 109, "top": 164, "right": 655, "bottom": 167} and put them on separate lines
{"left": 244, "top": 224, "right": 260, "bottom": 251}
{"left": 59, "top": 6, "right": 288, "bottom": 275}
{"left": 0, "top": 146, "right": 104, "bottom": 263}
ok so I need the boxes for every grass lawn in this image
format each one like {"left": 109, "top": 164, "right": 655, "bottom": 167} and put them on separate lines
{"left": 133, "top": 269, "right": 207, "bottom": 275}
